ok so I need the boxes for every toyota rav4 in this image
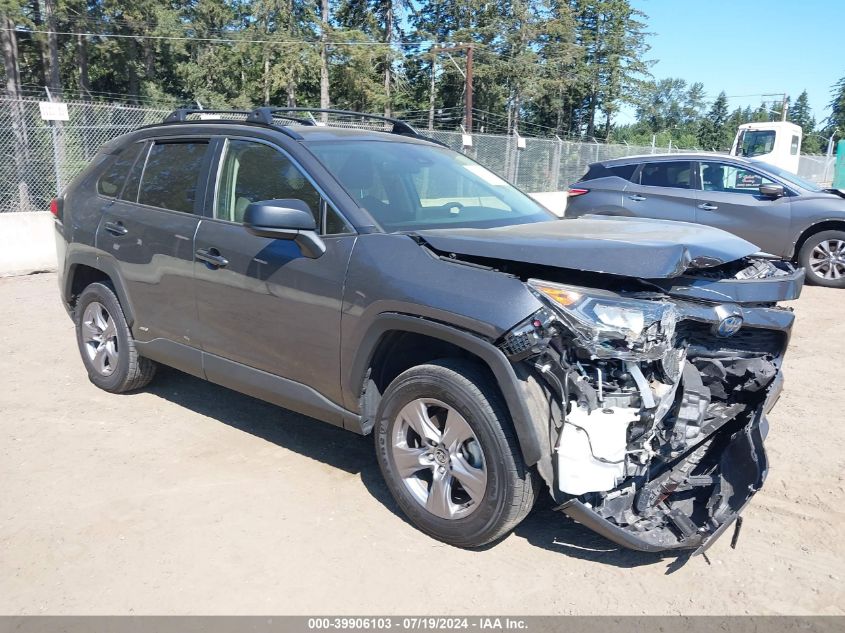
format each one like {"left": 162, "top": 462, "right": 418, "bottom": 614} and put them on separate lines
{"left": 53, "top": 108, "right": 803, "bottom": 554}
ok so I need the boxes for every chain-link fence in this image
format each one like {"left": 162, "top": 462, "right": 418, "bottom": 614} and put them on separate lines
{"left": 0, "top": 98, "right": 168, "bottom": 213}
{"left": 0, "top": 97, "right": 835, "bottom": 213}
{"left": 425, "top": 130, "right": 691, "bottom": 193}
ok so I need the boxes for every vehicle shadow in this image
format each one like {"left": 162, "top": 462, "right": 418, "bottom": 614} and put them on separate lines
{"left": 510, "top": 506, "right": 690, "bottom": 572}
{"left": 143, "top": 366, "right": 690, "bottom": 572}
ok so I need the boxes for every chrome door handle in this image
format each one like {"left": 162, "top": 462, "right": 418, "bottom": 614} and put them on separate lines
{"left": 628, "top": 194, "right": 646, "bottom": 201}
{"left": 698, "top": 203, "right": 719, "bottom": 211}
{"left": 195, "top": 248, "right": 229, "bottom": 269}
{"left": 103, "top": 221, "right": 128, "bottom": 236}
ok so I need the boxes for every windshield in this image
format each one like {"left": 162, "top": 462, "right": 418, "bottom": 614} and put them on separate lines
{"left": 750, "top": 160, "right": 823, "bottom": 192}
{"left": 306, "top": 140, "right": 553, "bottom": 231}
{"left": 739, "top": 130, "right": 776, "bottom": 157}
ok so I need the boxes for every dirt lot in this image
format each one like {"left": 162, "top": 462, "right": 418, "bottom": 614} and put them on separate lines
{"left": 0, "top": 272, "right": 843, "bottom": 615}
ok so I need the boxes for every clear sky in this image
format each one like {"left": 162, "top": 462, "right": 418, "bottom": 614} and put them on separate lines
{"left": 621, "top": 0, "right": 842, "bottom": 128}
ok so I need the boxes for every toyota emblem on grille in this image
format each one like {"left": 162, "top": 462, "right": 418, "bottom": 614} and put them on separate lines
{"left": 714, "top": 314, "right": 744, "bottom": 337}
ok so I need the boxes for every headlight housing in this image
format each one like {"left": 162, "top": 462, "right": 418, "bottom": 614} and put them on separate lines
{"left": 527, "top": 279, "right": 678, "bottom": 360}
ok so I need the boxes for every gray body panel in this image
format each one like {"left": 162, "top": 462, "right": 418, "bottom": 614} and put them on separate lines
{"left": 96, "top": 201, "right": 201, "bottom": 345}
{"left": 566, "top": 152, "right": 845, "bottom": 259}
{"left": 338, "top": 232, "right": 544, "bottom": 410}
{"left": 623, "top": 181, "right": 698, "bottom": 223}
{"left": 193, "top": 218, "right": 355, "bottom": 407}
{"left": 693, "top": 186, "right": 791, "bottom": 256}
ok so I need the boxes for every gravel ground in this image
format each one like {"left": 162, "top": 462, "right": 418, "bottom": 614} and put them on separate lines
{"left": 0, "top": 272, "right": 843, "bottom": 615}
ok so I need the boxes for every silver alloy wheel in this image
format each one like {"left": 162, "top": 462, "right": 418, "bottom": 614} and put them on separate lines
{"left": 81, "top": 301, "right": 119, "bottom": 376}
{"left": 809, "top": 239, "right": 845, "bottom": 280}
{"left": 390, "top": 398, "right": 487, "bottom": 520}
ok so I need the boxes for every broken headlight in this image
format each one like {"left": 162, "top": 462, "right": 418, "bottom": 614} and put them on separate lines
{"left": 526, "top": 279, "right": 678, "bottom": 360}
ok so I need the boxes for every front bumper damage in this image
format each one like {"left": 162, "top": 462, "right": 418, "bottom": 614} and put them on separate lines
{"left": 498, "top": 258, "right": 801, "bottom": 553}
{"left": 560, "top": 409, "right": 769, "bottom": 553}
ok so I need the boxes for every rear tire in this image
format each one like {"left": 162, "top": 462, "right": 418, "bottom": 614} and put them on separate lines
{"left": 799, "top": 230, "right": 845, "bottom": 288}
{"left": 74, "top": 282, "right": 156, "bottom": 393}
{"left": 374, "top": 359, "right": 538, "bottom": 548}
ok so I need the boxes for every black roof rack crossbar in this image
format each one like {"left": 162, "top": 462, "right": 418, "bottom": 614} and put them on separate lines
{"left": 160, "top": 106, "right": 443, "bottom": 145}
{"left": 160, "top": 107, "right": 304, "bottom": 139}
{"left": 247, "top": 107, "right": 318, "bottom": 127}
{"left": 163, "top": 108, "right": 252, "bottom": 123}
{"left": 247, "top": 107, "right": 420, "bottom": 136}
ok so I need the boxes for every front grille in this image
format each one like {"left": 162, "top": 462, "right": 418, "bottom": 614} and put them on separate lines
{"left": 675, "top": 320, "right": 786, "bottom": 356}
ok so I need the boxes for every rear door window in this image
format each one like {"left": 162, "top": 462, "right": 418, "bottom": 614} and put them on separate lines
{"left": 120, "top": 142, "right": 149, "bottom": 202}
{"left": 137, "top": 141, "right": 209, "bottom": 214}
{"left": 639, "top": 161, "right": 692, "bottom": 189}
{"left": 97, "top": 142, "right": 144, "bottom": 198}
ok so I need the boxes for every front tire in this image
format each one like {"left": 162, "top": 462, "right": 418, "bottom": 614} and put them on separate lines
{"left": 374, "top": 359, "right": 537, "bottom": 548}
{"left": 74, "top": 282, "right": 156, "bottom": 393}
{"left": 799, "top": 230, "right": 845, "bottom": 288}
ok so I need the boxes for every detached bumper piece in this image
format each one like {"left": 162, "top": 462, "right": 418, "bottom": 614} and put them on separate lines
{"left": 558, "top": 413, "right": 768, "bottom": 553}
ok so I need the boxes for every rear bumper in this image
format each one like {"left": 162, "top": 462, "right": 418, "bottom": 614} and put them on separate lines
{"left": 558, "top": 412, "right": 769, "bottom": 553}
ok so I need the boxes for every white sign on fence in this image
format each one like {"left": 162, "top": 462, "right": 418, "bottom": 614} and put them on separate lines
{"left": 38, "top": 101, "right": 69, "bottom": 121}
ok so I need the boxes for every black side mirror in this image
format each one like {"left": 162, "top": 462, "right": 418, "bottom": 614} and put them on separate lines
{"left": 759, "top": 183, "right": 785, "bottom": 199}
{"left": 243, "top": 199, "right": 326, "bottom": 259}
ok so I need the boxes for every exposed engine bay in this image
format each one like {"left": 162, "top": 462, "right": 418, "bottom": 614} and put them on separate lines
{"left": 495, "top": 257, "right": 799, "bottom": 553}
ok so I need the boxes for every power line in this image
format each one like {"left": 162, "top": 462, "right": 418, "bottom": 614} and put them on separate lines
{"left": 4, "top": 26, "right": 459, "bottom": 49}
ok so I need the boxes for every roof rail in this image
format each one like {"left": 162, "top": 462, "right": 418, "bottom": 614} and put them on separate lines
{"left": 247, "top": 107, "right": 419, "bottom": 136}
{"left": 160, "top": 106, "right": 445, "bottom": 146}
{"left": 163, "top": 108, "right": 252, "bottom": 123}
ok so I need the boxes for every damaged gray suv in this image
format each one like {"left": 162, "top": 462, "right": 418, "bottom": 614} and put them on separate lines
{"left": 54, "top": 108, "right": 803, "bottom": 554}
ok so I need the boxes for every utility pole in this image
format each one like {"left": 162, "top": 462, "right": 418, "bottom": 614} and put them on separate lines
{"left": 429, "top": 43, "right": 474, "bottom": 133}
{"left": 781, "top": 93, "right": 788, "bottom": 122}
{"left": 465, "top": 44, "right": 473, "bottom": 133}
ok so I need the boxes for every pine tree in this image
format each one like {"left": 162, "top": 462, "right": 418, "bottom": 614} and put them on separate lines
{"left": 531, "top": 0, "right": 578, "bottom": 134}
{"left": 826, "top": 76, "right": 845, "bottom": 140}
{"left": 789, "top": 91, "right": 814, "bottom": 133}
{"left": 696, "top": 91, "right": 729, "bottom": 150}
{"left": 789, "top": 90, "right": 823, "bottom": 154}
{"left": 571, "top": 0, "right": 650, "bottom": 137}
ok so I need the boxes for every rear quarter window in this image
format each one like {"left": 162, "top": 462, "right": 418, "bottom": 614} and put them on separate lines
{"left": 96, "top": 143, "right": 144, "bottom": 198}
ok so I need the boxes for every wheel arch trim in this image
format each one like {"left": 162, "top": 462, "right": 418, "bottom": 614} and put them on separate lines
{"left": 350, "top": 313, "right": 546, "bottom": 467}
{"left": 790, "top": 218, "right": 845, "bottom": 260}
{"left": 64, "top": 252, "right": 136, "bottom": 327}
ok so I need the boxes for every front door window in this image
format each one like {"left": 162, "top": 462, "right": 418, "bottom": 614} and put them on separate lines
{"left": 701, "top": 162, "right": 775, "bottom": 195}
{"left": 214, "top": 139, "right": 351, "bottom": 234}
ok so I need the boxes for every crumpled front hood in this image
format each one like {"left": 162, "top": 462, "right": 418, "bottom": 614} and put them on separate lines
{"left": 414, "top": 215, "right": 759, "bottom": 279}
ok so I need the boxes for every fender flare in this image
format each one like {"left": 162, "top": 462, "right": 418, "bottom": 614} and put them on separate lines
{"left": 350, "top": 313, "right": 549, "bottom": 469}
{"left": 64, "top": 251, "right": 136, "bottom": 327}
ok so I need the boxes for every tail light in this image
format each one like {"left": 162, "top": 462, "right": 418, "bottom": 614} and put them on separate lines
{"left": 567, "top": 188, "right": 589, "bottom": 197}
{"left": 49, "top": 197, "right": 63, "bottom": 221}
